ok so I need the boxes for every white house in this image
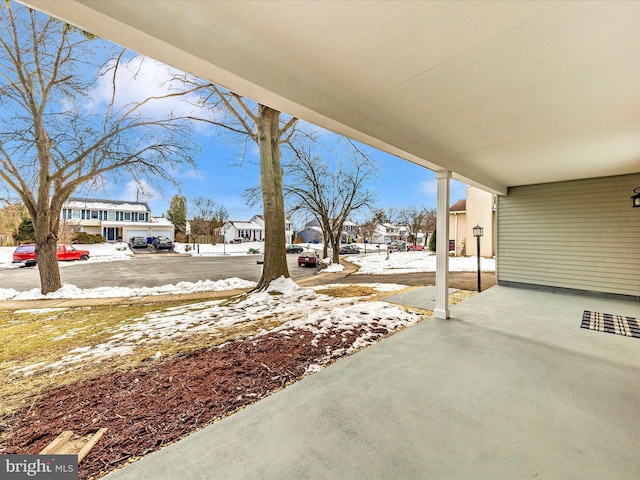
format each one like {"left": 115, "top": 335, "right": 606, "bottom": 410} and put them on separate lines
{"left": 297, "top": 220, "right": 323, "bottom": 244}
{"left": 61, "top": 198, "right": 175, "bottom": 243}
{"left": 372, "top": 223, "right": 409, "bottom": 244}
{"left": 221, "top": 215, "right": 294, "bottom": 244}
{"left": 250, "top": 215, "right": 294, "bottom": 244}
{"left": 341, "top": 220, "right": 358, "bottom": 243}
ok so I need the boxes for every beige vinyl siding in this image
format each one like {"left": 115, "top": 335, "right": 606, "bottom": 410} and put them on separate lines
{"left": 497, "top": 173, "right": 640, "bottom": 297}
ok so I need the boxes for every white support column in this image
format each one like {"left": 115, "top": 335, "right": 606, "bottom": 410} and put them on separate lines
{"left": 434, "top": 170, "right": 451, "bottom": 319}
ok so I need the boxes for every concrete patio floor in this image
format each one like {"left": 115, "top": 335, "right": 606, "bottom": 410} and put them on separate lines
{"left": 105, "top": 286, "right": 640, "bottom": 479}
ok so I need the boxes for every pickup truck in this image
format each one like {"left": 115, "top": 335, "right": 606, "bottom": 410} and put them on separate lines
{"left": 12, "top": 244, "right": 91, "bottom": 267}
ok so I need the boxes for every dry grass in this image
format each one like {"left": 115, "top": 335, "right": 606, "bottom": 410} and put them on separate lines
{"left": 0, "top": 298, "right": 256, "bottom": 429}
{"left": 315, "top": 285, "right": 384, "bottom": 298}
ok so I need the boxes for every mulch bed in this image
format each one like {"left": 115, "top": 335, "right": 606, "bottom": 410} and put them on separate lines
{"left": 2, "top": 326, "right": 383, "bottom": 479}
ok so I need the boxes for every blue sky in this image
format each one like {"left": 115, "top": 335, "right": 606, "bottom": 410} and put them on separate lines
{"left": 145, "top": 133, "right": 468, "bottom": 225}
{"left": 69, "top": 53, "right": 468, "bottom": 225}
{"left": 0, "top": 12, "right": 467, "bottom": 228}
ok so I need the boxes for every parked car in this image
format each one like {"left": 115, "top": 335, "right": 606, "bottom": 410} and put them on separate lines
{"left": 407, "top": 244, "right": 425, "bottom": 251}
{"left": 152, "top": 236, "right": 174, "bottom": 250}
{"left": 128, "top": 236, "right": 147, "bottom": 249}
{"left": 339, "top": 245, "right": 360, "bottom": 255}
{"left": 286, "top": 244, "right": 304, "bottom": 254}
{"left": 388, "top": 240, "right": 408, "bottom": 252}
{"left": 298, "top": 250, "right": 320, "bottom": 267}
{"left": 12, "top": 244, "right": 90, "bottom": 267}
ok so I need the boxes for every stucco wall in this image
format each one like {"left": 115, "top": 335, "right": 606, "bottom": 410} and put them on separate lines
{"left": 465, "top": 186, "right": 495, "bottom": 257}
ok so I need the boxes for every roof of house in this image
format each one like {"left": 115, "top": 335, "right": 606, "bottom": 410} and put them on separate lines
{"left": 228, "top": 221, "right": 263, "bottom": 230}
{"left": 450, "top": 199, "right": 467, "bottom": 212}
{"left": 65, "top": 197, "right": 150, "bottom": 212}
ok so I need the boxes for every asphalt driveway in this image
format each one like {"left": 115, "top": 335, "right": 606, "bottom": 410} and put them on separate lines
{"left": 0, "top": 254, "right": 320, "bottom": 291}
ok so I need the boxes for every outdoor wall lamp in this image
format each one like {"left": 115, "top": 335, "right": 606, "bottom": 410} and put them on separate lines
{"left": 632, "top": 187, "right": 640, "bottom": 208}
{"left": 473, "top": 225, "right": 483, "bottom": 292}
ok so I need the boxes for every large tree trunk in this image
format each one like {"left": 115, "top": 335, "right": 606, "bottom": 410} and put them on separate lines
{"left": 34, "top": 211, "right": 61, "bottom": 294}
{"left": 331, "top": 235, "right": 340, "bottom": 264}
{"left": 322, "top": 231, "right": 329, "bottom": 259}
{"left": 255, "top": 105, "right": 289, "bottom": 290}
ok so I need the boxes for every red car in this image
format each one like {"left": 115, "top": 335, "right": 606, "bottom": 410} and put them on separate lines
{"left": 12, "top": 244, "right": 90, "bottom": 267}
{"left": 298, "top": 250, "right": 320, "bottom": 267}
{"left": 407, "top": 244, "right": 425, "bottom": 251}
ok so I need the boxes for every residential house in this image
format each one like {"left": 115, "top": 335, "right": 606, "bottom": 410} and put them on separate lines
{"left": 448, "top": 186, "right": 496, "bottom": 257}
{"left": 372, "top": 223, "right": 409, "bottom": 244}
{"left": 221, "top": 215, "right": 294, "bottom": 244}
{"left": 341, "top": 220, "right": 358, "bottom": 243}
{"left": 61, "top": 198, "right": 174, "bottom": 243}
{"left": 296, "top": 219, "right": 359, "bottom": 244}
{"left": 250, "top": 215, "right": 294, "bottom": 244}
{"left": 297, "top": 219, "right": 323, "bottom": 244}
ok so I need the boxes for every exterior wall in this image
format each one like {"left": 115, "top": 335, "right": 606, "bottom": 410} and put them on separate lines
{"left": 449, "top": 212, "right": 467, "bottom": 255}
{"left": 465, "top": 186, "right": 495, "bottom": 257}
{"left": 497, "top": 173, "right": 640, "bottom": 297}
{"left": 449, "top": 186, "right": 495, "bottom": 257}
{"left": 297, "top": 226, "right": 323, "bottom": 243}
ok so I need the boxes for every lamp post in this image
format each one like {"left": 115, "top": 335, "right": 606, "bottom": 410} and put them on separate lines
{"left": 473, "top": 224, "right": 483, "bottom": 292}
{"left": 632, "top": 187, "right": 640, "bottom": 208}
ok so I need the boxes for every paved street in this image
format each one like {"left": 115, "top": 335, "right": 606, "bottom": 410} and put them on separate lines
{"left": 0, "top": 254, "right": 320, "bottom": 291}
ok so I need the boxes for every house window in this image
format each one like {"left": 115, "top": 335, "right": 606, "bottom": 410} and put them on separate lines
{"left": 107, "top": 211, "right": 115, "bottom": 221}
{"left": 91, "top": 211, "right": 98, "bottom": 219}
{"left": 81, "top": 210, "right": 85, "bottom": 220}
{"left": 124, "top": 212, "right": 131, "bottom": 221}
{"left": 72, "top": 209, "right": 81, "bottom": 219}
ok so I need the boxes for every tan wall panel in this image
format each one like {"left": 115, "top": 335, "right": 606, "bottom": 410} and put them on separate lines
{"left": 497, "top": 173, "right": 640, "bottom": 297}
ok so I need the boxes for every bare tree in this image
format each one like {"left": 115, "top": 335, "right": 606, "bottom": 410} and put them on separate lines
{"left": 175, "top": 78, "right": 298, "bottom": 290}
{"left": 191, "top": 196, "right": 228, "bottom": 243}
{"left": 0, "top": 5, "right": 196, "bottom": 293}
{"left": 372, "top": 207, "right": 400, "bottom": 225}
{"left": 358, "top": 216, "right": 378, "bottom": 253}
{"left": 283, "top": 145, "right": 377, "bottom": 263}
{"left": 399, "top": 206, "right": 435, "bottom": 247}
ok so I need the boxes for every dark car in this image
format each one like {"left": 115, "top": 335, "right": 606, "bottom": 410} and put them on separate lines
{"left": 388, "top": 240, "right": 408, "bottom": 252}
{"left": 128, "top": 236, "right": 147, "bottom": 249}
{"left": 339, "top": 245, "right": 360, "bottom": 255}
{"left": 152, "top": 236, "right": 174, "bottom": 250}
{"left": 286, "top": 244, "right": 304, "bottom": 254}
{"left": 298, "top": 250, "right": 320, "bottom": 267}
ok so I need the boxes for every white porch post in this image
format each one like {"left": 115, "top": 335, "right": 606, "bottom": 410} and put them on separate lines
{"left": 434, "top": 170, "right": 451, "bottom": 319}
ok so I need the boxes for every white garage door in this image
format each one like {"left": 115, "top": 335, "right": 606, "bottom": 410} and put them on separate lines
{"left": 126, "top": 230, "right": 148, "bottom": 242}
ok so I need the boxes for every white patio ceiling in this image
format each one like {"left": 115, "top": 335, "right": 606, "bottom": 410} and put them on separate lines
{"left": 22, "top": 0, "right": 640, "bottom": 195}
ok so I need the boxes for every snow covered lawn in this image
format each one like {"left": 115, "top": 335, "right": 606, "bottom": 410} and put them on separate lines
{"left": 5, "top": 278, "right": 418, "bottom": 379}
{"left": 344, "top": 250, "right": 495, "bottom": 274}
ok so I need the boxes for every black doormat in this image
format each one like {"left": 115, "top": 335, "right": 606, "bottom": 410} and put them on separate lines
{"left": 581, "top": 311, "right": 640, "bottom": 338}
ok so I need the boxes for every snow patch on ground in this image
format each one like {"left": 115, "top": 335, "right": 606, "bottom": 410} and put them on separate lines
{"left": 0, "top": 278, "right": 256, "bottom": 301}
{"left": 346, "top": 250, "right": 495, "bottom": 274}
{"left": 12, "top": 285, "right": 421, "bottom": 377}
